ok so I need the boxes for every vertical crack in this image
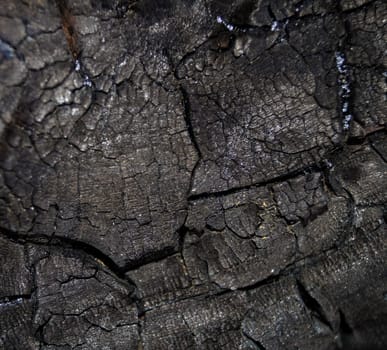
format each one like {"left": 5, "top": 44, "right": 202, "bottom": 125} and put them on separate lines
{"left": 179, "top": 86, "right": 202, "bottom": 196}
{"left": 337, "top": 308, "right": 355, "bottom": 349}
{"left": 137, "top": 313, "right": 145, "bottom": 350}
{"left": 339, "top": 309, "right": 353, "bottom": 335}
{"left": 179, "top": 86, "right": 202, "bottom": 158}
{"left": 177, "top": 224, "right": 188, "bottom": 253}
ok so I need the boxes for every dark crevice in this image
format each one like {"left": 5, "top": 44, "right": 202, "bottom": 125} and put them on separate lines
{"left": 0, "top": 226, "right": 129, "bottom": 281}
{"left": 239, "top": 273, "right": 282, "bottom": 292}
{"left": 0, "top": 225, "right": 179, "bottom": 280}
{"left": 368, "top": 127, "right": 387, "bottom": 150}
{"left": 339, "top": 309, "right": 353, "bottom": 334}
{"left": 296, "top": 279, "right": 333, "bottom": 331}
{"left": 0, "top": 226, "right": 147, "bottom": 341}
{"left": 179, "top": 85, "right": 203, "bottom": 197}
{"left": 340, "top": 0, "right": 378, "bottom": 15}
{"left": 136, "top": 301, "right": 146, "bottom": 319}
{"left": 242, "top": 330, "right": 266, "bottom": 350}
{"left": 138, "top": 221, "right": 381, "bottom": 316}
{"left": 267, "top": 4, "right": 276, "bottom": 21}
{"left": 370, "top": 143, "right": 387, "bottom": 164}
{"left": 137, "top": 317, "right": 144, "bottom": 349}
{"left": 122, "top": 246, "right": 177, "bottom": 272}
{"left": 179, "top": 86, "right": 202, "bottom": 158}
{"left": 338, "top": 309, "right": 358, "bottom": 350}
{"left": 322, "top": 167, "right": 341, "bottom": 198}
{"left": 339, "top": 186, "right": 357, "bottom": 237}
{"left": 177, "top": 224, "right": 189, "bottom": 253}
{"left": 188, "top": 163, "right": 324, "bottom": 201}
{"left": 348, "top": 127, "right": 386, "bottom": 146}
{"left": 35, "top": 314, "right": 52, "bottom": 348}
{"left": 346, "top": 136, "right": 366, "bottom": 145}
{"left": 187, "top": 156, "right": 202, "bottom": 198}
{"left": 135, "top": 298, "right": 146, "bottom": 342}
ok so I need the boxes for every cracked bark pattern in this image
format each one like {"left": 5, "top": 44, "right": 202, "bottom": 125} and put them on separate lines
{"left": 0, "top": 0, "right": 386, "bottom": 349}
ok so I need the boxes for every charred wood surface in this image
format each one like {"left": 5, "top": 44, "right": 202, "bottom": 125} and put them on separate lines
{"left": 0, "top": 0, "right": 386, "bottom": 349}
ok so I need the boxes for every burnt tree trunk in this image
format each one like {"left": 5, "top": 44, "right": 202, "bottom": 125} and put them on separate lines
{"left": 0, "top": 0, "right": 386, "bottom": 349}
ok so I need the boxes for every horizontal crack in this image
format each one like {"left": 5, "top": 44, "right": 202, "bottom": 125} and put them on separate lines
{"left": 188, "top": 163, "right": 326, "bottom": 201}
{"left": 0, "top": 226, "right": 147, "bottom": 331}
{"left": 0, "top": 226, "right": 129, "bottom": 281}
